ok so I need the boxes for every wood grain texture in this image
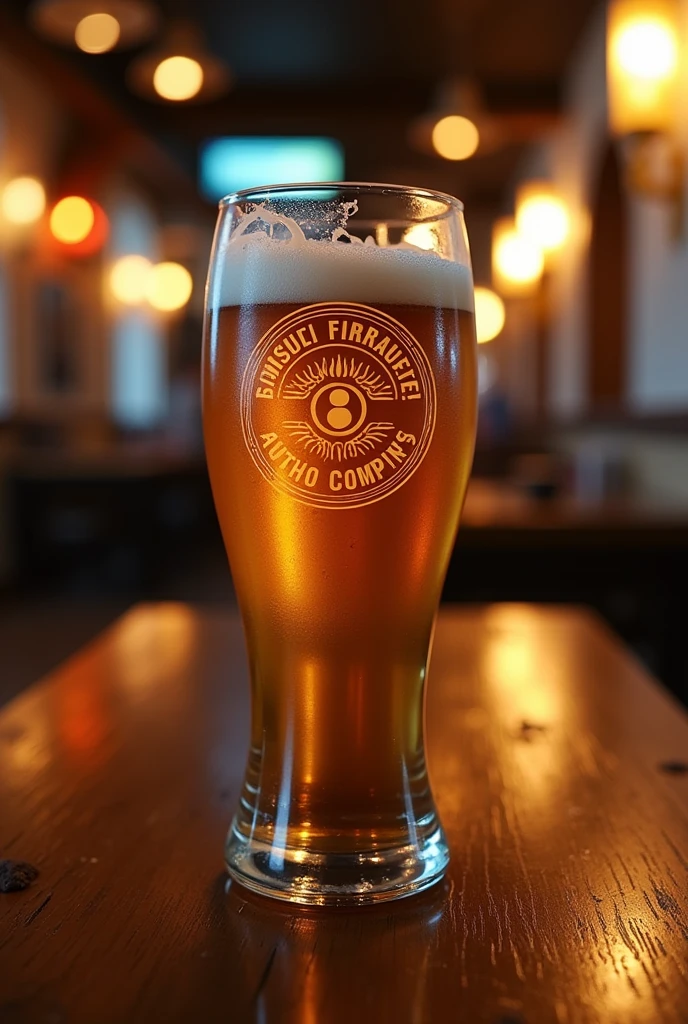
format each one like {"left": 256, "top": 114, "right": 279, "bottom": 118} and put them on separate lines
{"left": 1, "top": 603, "right": 687, "bottom": 1024}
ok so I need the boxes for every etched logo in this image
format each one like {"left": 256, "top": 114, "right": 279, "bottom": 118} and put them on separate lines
{"left": 240, "top": 302, "right": 436, "bottom": 509}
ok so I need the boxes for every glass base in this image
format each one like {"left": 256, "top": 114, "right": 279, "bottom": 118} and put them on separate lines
{"left": 225, "top": 821, "right": 450, "bottom": 906}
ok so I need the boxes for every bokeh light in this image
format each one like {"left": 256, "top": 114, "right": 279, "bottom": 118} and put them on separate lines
{"left": 146, "top": 262, "right": 193, "bottom": 311}
{"left": 474, "top": 286, "right": 506, "bottom": 343}
{"left": 614, "top": 16, "right": 677, "bottom": 79}
{"left": 607, "top": 1, "right": 680, "bottom": 134}
{"left": 1, "top": 177, "right": 46, "bottom": 225}
{"left": 516, "top": 183, "right": 570, "bottom": 253}
{"left": 153, "top": 56, "right": 204, "bottom": 101}
{"left": 50, "top": 196, "right": 95, "bottom": 244}
{"left": 74, "top": 12, "right": 121, "bottom": 53}
{"left": 431, "top": 115, "right": 479, "bottom": 161}
{"left": 492, "top": 217, "right": 544, "bottom": 293}
{"left": 110, "top": 255, "right": 152, "bottom": 305}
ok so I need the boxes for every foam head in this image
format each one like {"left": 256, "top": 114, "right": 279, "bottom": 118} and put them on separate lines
{"left": 208, "top": 205, "right": 474, "bottom": 312}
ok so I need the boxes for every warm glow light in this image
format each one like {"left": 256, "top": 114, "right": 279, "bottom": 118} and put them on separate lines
{"left": 50, "top": 196, "right": 95, "bottom": 244}
{"left": 492, "top": 217, "right": 544, "bottom": 295}
{"left": 153, "top": 56, "right": 204, "bottom": 101}
{"left": 615, "top": 18, "right": 677, "bottom": 79}
{"left": 1, "top": 177, "right": 46, "bottom": 225}
{"left": 516, "top": 183, "right": 570, "bottom": 253}
{"left": 607, "top": 0, "right": 680, "bottom": 134}
{"left": 146, "top": 262, "right": 193, "bottom": 311}
{"left": 402, "top": 224, "right": 436, "bottom": 250}
{"left": 110, "top": 255, "right": 152, "bottom": 305}
{"left": 431, "top": 115, "right": 479, "bottom": 161}
{"left": 474, "top": 286, "right": 505, "bottom": 343}
{"left": 74, "top": 12, "right": 121, "bottom": 53}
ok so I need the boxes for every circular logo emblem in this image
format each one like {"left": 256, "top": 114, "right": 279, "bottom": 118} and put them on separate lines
{"left": 240, "top": 302, "right": 436, "bottom": 509}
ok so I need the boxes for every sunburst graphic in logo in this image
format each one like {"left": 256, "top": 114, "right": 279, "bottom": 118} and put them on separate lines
{"left": 281, "top": 354, "right": 397, "bottom": 462}
{"left": 282, "top": 354, "right": 394, "bottom": 401}
{"left": 283, "top": 419, "right": 395, "bottom": 462}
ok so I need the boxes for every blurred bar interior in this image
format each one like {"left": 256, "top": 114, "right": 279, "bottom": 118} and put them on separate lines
{"left": 0, "top": 0, "right": 687, "bottom": 704}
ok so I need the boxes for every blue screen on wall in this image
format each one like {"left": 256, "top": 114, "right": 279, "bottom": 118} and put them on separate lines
{"left": 200, "top": 137, "right": 344, "bottom": 201}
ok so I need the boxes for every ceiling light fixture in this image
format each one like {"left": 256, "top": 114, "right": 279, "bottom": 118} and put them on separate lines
{"left": 30, "top": 1, "right": 158, "bottom": 51}
{"left": 153, "top": 55, "right": 204, "bottom": 101}
{"left": 409, "top": 78, "right": 503, "bottom": 161}
{"left": 74, "top": 12, "right": 120, "bottom": 53}
{"left": 128, "top": 21, "right": 231, "bottom": 104}
{"left": 431, "top": 115, "right": 480, "bottom": 161}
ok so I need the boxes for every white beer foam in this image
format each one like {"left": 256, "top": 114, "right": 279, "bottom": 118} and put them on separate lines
{"left": 210, "top": 233, "right": 474, "bottom": 311}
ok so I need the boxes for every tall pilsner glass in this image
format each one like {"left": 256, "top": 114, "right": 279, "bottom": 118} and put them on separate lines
{"left": 203, "top": 183, "right": 477, "bottom": 905}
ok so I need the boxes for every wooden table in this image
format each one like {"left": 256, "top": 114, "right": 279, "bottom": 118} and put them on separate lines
{"left": 449, "top": 481, "right": 688, "bottom": 698}
{"left": 1, "top": 604, "right": 688, "bottom": 1024}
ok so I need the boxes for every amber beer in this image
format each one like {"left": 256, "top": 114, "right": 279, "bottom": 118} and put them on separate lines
{"left": 203, "top": 185, "right": 477, "bottom": 904}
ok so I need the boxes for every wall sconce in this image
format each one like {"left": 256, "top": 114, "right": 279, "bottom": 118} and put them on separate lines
{"left": 608, "top": 0, "right": 680, "bottom": 134}
{"left": 408, "top": 78, "right": 496, "bottom": 162}
{"left": 492, "top": 217, "right": 544, "bottom": 297}
{"left": 607, "top": 0, "right": 683, "bottom": 223}
{"left": 515, "top": 182, "right": 570, "bottom": 255}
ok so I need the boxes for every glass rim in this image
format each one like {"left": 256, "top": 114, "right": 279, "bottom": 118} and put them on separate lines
{"left": 217, "top": 181, "right": 464, "bottom": 213}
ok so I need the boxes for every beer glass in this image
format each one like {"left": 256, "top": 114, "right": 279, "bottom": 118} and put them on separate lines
{"left": 203, "top": 183, "right": 477, "bottom": 905}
